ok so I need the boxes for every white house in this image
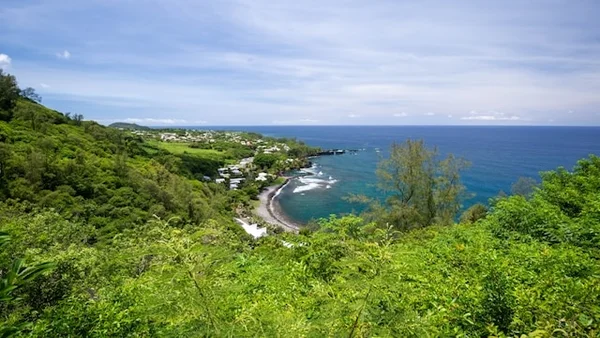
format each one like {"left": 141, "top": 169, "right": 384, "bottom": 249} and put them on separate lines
{"left": 160, "top": 133, "right": 178, "bottom": 141}
{"left": 255, "top": 172, "right": 269, "bottom": 182}
{"left": 230, "top": 178, "right": 245, "bottom": 184}
{"left": 239, "top": 157, "right": 254, "bottom": 168}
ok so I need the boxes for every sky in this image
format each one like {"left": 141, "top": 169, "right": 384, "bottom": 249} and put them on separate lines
{"left": 1, "top": 0, "right": 600, "bottom": 126}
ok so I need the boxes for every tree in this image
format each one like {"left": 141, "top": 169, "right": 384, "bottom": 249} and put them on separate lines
{"left": 20, "top": 108, "right": 38, "bottom": 131}
{"left": 254, "top": 153, "right": 282, "bottom": 169}
{"left": 372, "top": 140, "right": 470, "bottom": 229}
{"left": 0, "top": 143, "right": 10, "bottom": 178}
{"left": 459, "top": 203, "right": 488, "bottom": 224}
{"left": 510, "top": 176, "right": 537, "bottom": 197}
{"left": 20, "top": 87, "right": 42, "bottom": 103}
{"left": 72, "top": 113, "right": 84, "bottom": 126}
{"left": 0, "top": 69, "right": 20, "bottom": 120}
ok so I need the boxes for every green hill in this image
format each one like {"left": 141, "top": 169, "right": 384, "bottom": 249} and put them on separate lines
{"left": 108, "top": 122, "right": 151, "bottom": 130}
{"left": 1, "top": 70, "right": 600, "bottom": 336}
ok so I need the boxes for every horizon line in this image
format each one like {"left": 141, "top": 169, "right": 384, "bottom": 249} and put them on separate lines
{"left": 137, "top": 124, "right": 600, "bottom": 128}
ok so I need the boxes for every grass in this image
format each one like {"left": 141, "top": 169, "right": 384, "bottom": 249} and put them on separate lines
{"left": 273, "top": 176, "right": 287, "bottom": 185}
{"left": 148, "top": 140, "right": 228, "bottom": 159}
{"left": 250, "top": 199, "right": 261, "bottom": 209}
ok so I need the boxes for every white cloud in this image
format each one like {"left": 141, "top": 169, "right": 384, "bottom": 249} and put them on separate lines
{"left": 40, "top": 83, "right": 50, "bottom": 88}
{"left": 2, "top": 1, "right": 600, "bottom": 125}
{"left": 348, "top": 114, "right": 360, "bottom": 118}
{"left": 124, "top": 118, "right": 187, "bottom": 125}
{"left": 0, "top": 54, "right": 11, "bottom": 69}
{"left": 272, "top": 118, "right": 319, "bottom": 125}
{"left": 56, "top": 50, "right": 71, "bottom": 60}
{"left": 461, "top": 111, "right": 521, "bottom": 121}
{"left": 461, "top": 115, "right": 516, "bottom": 121}
{"left": 424, "top": 112, "right": 435, "bottom": 116}
{"left": 393, "top": 112, "right": 408, "bottom": 117}
{"left": 448, "top": 114, "right": 453, "bottom": 118}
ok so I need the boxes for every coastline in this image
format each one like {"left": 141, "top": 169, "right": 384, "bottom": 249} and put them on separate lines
{"left": 255, "top": 178, "right": 301, "bottom": 232}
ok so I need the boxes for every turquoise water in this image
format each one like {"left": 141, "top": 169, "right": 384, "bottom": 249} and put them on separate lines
{"left": 201, "top": 126, "right": 600, "bottom": 223}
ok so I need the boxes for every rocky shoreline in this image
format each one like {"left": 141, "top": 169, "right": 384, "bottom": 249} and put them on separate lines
{"left": 255, "top": 178, "right": 301, "bottom": 232}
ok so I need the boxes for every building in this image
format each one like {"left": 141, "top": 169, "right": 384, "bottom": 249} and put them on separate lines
{"left": 256, "top": 172, "right": 269, "bottom": 182}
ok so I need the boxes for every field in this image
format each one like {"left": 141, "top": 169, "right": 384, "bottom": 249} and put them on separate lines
{"left": 147, "top": 140, "right": 230, "bottom": 161}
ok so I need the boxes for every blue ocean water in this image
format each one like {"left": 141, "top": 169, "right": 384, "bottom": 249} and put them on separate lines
{"left": 203, "top": 126, "right": 600, "bottom": 223}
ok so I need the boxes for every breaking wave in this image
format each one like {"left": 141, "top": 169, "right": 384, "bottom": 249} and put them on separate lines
{"left": 292, "top": 165, "right": 338, "bottom": 193}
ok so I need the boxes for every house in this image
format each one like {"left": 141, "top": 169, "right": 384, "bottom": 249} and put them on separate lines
{"left": 215, "top": 178, "right": 226, "bottom": 184}
{"left": 263, "top": 146, "right": 281, "bottom": 154}
{"left": 239, "top": 157, "right": 254, "bottom": 168}
{"left": 160, "top": 133, "right": 178, "bottom": 141}
{"left": 256, "top": 172, "right": 269, "bottom": 182}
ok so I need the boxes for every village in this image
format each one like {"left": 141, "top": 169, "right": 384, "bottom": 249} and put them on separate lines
{"left": 127, "top": 128, "right": 308, "bottom": 190}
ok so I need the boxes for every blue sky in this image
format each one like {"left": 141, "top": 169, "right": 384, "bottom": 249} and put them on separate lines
{"left": 1, "top": 0, "right": 600, "bottom": 126}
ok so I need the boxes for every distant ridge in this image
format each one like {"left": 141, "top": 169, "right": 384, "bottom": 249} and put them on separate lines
{"left": 108, "top": 122, "right": 151, "bottom": 130}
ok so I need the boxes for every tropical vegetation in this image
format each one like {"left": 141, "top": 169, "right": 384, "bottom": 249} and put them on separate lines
{"left": 1, "top": 70, "right": 599, "bottom": 337}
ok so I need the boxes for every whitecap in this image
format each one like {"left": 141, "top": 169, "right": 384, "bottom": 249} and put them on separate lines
{"left": 326, "top": 185, "right": 331, "bottom": 189}
{"left": 299, "top": 177, "right": 327, "bottom": 185}
{"left": 300, "top": 164, "right": 318, "bottom": 175}
{"left": 273, "top": 179, "right": 290, "bottom": 198}
{"left": 293, "top": 183, "right": 320, "bottom": 193}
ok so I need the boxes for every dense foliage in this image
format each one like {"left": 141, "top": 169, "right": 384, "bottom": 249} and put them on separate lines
{"left": 1, "top": 71, "right": 599, "bottom": 336}
{"left": 0, "top": 100, "right": 236, "bottom": 241}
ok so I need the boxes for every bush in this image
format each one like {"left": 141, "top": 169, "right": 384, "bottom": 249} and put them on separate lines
{"left": 459, "top": 203, "right": 488, "bottom": 224}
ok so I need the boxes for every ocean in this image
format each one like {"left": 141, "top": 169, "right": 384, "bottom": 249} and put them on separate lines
{"left": 202, "top": 126, "right": 600, "bottom": 224}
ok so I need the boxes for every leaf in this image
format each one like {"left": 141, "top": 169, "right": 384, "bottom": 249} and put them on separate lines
{"left": 0, "top": 231, "right": 10, "bottom": 248}
{"left": 18, "top": 262, "right": 55, "bottom": 282}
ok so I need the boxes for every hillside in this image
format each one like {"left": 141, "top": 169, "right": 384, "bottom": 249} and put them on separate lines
{"left": 108, "top": 122, "right": 151, "bottom": 130}
{"left": 1, "top": 72, "right": 600, "bottom": 336}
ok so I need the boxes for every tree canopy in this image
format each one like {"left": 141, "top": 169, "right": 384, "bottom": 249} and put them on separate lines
{"left": 360, "top": 139, "right": 470, "bottom": 230}
{"left": 0, "top": 69, "right": 20, "bottom": 120}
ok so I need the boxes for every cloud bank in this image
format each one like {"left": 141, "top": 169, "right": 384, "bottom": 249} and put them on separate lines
{"left": 1, "top": 0, "right": 599, "bottom": 125}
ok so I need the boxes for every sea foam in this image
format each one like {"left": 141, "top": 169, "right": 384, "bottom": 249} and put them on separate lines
{"left": 293, "top": 182, "right": 321, "bottom": 193}
{"left": 292, "top": 167, "right": 338, "bottom": 193}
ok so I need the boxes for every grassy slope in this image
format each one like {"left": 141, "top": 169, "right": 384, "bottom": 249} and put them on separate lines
{"left": 146, "top": 140, "right": 238, "bottom": 165}
{"left": 149, "top": 141, "right": 224, "bottom": 157}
